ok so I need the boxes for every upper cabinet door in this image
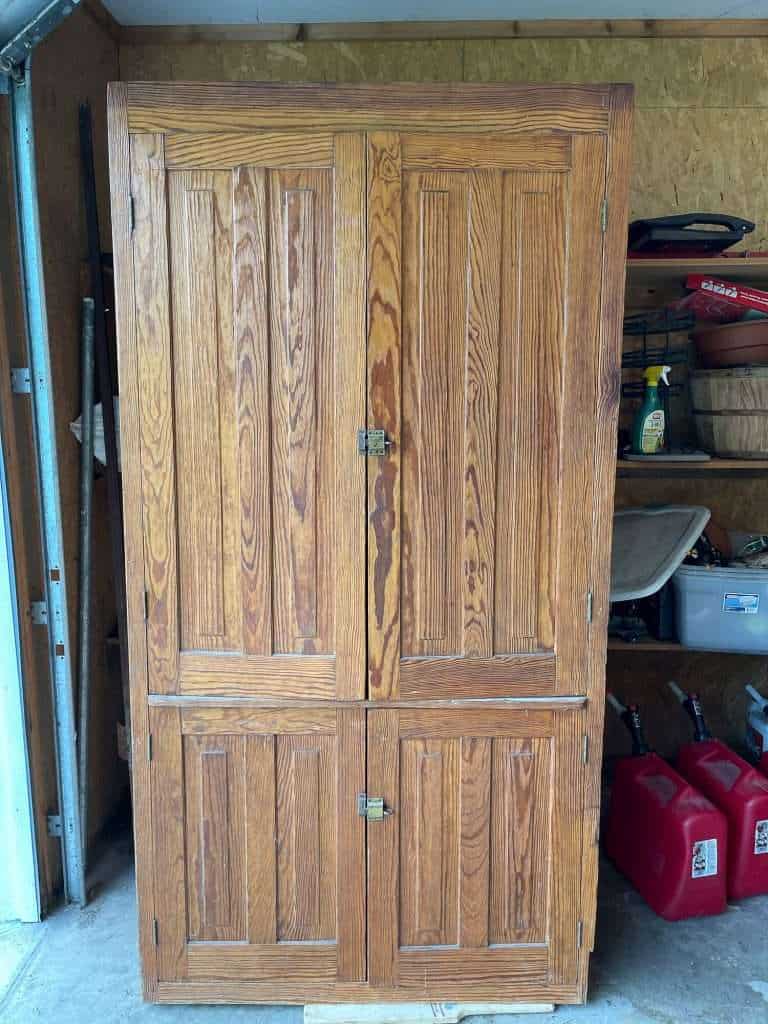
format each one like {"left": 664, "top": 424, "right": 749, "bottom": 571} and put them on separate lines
{"left": 367, "top": 130, "right": 609, "bottom": 701}
{"left": 128, "top": 131, "right": 366, "bottom": 698}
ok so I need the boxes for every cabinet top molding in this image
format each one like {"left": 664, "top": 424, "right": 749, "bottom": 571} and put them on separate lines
{"left": 113, "top": 81, "right": 632, "bottom": 135}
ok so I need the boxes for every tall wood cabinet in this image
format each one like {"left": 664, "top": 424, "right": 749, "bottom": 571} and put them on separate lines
{"left": 108, "top": 82, "right": 633, "bottom": 1007}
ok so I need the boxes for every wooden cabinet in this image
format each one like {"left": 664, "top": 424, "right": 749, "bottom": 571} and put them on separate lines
{"left": 108, "top": 82, "right": 633, "bottom": 1007}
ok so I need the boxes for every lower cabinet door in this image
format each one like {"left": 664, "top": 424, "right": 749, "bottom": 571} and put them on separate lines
{"left": 148, "top": 704, "right": 366, "bottom": 984}
{"left": 367, "top": 705, "right": 587, "bottom": 997}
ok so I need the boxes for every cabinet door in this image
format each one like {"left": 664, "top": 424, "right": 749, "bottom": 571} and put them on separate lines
{"left": 367, "top": 131, "right": 608, "bottom": 700}
{"left": 149, "top": 704, "right": 365, "bottom": 983}
{"left": 128, "top": 131, "right": 366, "bottom": 699}
{"left": 367, "top": 705, "right": 586, "bottom": 996}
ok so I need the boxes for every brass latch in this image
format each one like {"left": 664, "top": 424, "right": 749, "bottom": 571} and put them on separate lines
{"left": 357, "top": 429, "right": 392, "bottom": 457}
{"left": 357, "top": 793, "right": 393, "bottom": 821}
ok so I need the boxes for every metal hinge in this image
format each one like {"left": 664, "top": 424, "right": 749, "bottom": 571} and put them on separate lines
{"left": 10, "top": 367, "right": 31, "bottom": 394}
{"left": 30, "top": 600, "right": 48, "bottom": 625}
{"left": 357, "top": 429, "right": 392, "bottom": 457}
{"left": 47, "top": 814, "right": 62, "bottom": 837}
{"left": 600, "top": 198, "right": 608, "bottom": 234}
{"left": 586, "top": 590, "right": 593, "bottom": 623}
{"left": 582, "top": 735, "right": 589, "bottom": 764}
{"left": 357, "top": 793, "right": 393, "bottom": 821}
{"left": 152, "top": 918, "right": 159, "bottom": 946}
{"left": 577, "top": 920, "right": 584, "bottom": 948}
{"left": 129, "top": 194, "right": 135, "bottom": 234}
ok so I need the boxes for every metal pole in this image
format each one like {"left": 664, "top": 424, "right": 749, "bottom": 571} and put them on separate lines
{"left": 77, "top": 298, "right": 95, "bottom": 862}
{"left": 10, "top": 57, "right": 85, "bottom": 906}
{"left": 79, "top": 103, "right": 130, "bottom": 756}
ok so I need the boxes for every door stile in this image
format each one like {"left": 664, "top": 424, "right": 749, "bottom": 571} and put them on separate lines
{"left": 336, "top": 706, "right": 367, "bottom": 979}
{"left": 549, "top": 706, "right": 586, "bottom": 985}
{"left": 149, "top": 704, "right": 186, "bottom": 979}
{"left": 130, "top": 133, "right": 179, "bottom": 695}
{"left": 553, "top": 134, "right": 607, "bottom": 696}
{"left": 367, "top": 133, "right": 403, "bottom": 703}
{"left": 366, "top": 708, "right": 400, "bottom": 986}
{"left": 334, "top": 134, "right": 367, "bottom": 701}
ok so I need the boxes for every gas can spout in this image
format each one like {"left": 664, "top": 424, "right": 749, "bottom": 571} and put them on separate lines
{"left": 668, "top": 680, "right": 711, "bottom": 742}
{"left": 745, "top": 683, "right": 768, "bottom": 716}
{"left": 607, "top": 692, "right": 651, "bottom": 756}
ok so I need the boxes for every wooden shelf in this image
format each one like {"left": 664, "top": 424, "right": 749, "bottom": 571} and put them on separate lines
{"left": 617, "top": 458, "right": 768, "bottom": 477}
{"left": 626, "top": 256, "right": 768, "bottom": 288}
{"left": 625, "top": 256, "right": 768, "bottom": 309}
{"left": 608, "top": 638, "right": 685, "bottom": 651}
{"left": 607, "top": 637, "right": 761, "bottom": 654}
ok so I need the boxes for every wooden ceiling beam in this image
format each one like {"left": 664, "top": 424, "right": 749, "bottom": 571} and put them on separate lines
{"left": 116, "top": 18, "right": 768, "bottom": 45}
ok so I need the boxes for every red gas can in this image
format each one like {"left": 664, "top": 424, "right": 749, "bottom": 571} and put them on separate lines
{"left": 670, "top": 684, "right": 768, "bottom": 900}
{"left": 605, "top": 697, "right": 727, "bottom": 921}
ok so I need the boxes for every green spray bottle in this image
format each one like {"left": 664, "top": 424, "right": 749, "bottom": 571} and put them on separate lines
{"left": 631, "top": 364, "right": 670, "bottom": 455}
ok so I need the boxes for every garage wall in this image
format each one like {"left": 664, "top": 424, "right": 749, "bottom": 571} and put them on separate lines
{"left": 121, "top": 35, "right": 768, "bottom": 248}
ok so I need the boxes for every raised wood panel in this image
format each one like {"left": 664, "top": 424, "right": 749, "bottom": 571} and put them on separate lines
{"left": 489, "top": 737, "right": 551, "bottom": 944}
{"left": 233, "top": 163, "right": 272, "bottom": 656}
{"left": 149, "top": 705, "right": 365, "bottom": 982}
{"left": 276, "top": 733, "right": 337, "bottom": 941}
{"left": 368, "top": 706, "right": 585, "bottom": 989}
{"left": 495, "top": 171, "right": 566, "bottom": 654}
{"left": 184, "top": 735, "right": 246, "bottom": 941}
{"left": 400, "top": 738, "right": 460, "bottom": 946}
{"left": 169, "top": 169, "right": 237, "bottom": 652}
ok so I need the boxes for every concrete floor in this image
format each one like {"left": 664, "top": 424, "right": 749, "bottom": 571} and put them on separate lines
{"left": 1, "top": 830, "right": 767, "bottom": 1024}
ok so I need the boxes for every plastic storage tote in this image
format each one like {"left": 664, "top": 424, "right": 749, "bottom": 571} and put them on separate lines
{"left": 672, "top": 565, "right": 768, "bottom": 653}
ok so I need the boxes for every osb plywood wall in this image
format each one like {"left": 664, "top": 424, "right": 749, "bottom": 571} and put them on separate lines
{"left": 120, "top": 36, "right": 768, "bottom": 248}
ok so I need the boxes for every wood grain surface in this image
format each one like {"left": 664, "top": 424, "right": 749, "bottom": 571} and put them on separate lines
{"left": 125, "top": 83, "right": 611, "bottom": 134}
{"left": 111, "top": 83, "right": 633, "bottom": 1006}
{"left": 367, "top": 133, "right": 403, "bottom": 702}
{"left": 130, "top": 133, "right": 179, "bottom": 694}
{"left": 371, "top": 126, "right": 608, "bottom": 701}
{"left": 367, "top": 706, "right": 585, "bottom": 990}
{"left": 146, "top": 705, "right": 364, "bottom": 982}
{"left": 126, "top": 128, "right": 365, "bottom": 698}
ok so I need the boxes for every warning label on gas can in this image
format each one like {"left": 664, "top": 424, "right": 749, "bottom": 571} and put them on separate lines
{"left": 755, "top": 820, "right": 768, "bottom": 856}
{"left": 692, "top": 838, "right": 718, "bottom": 878}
